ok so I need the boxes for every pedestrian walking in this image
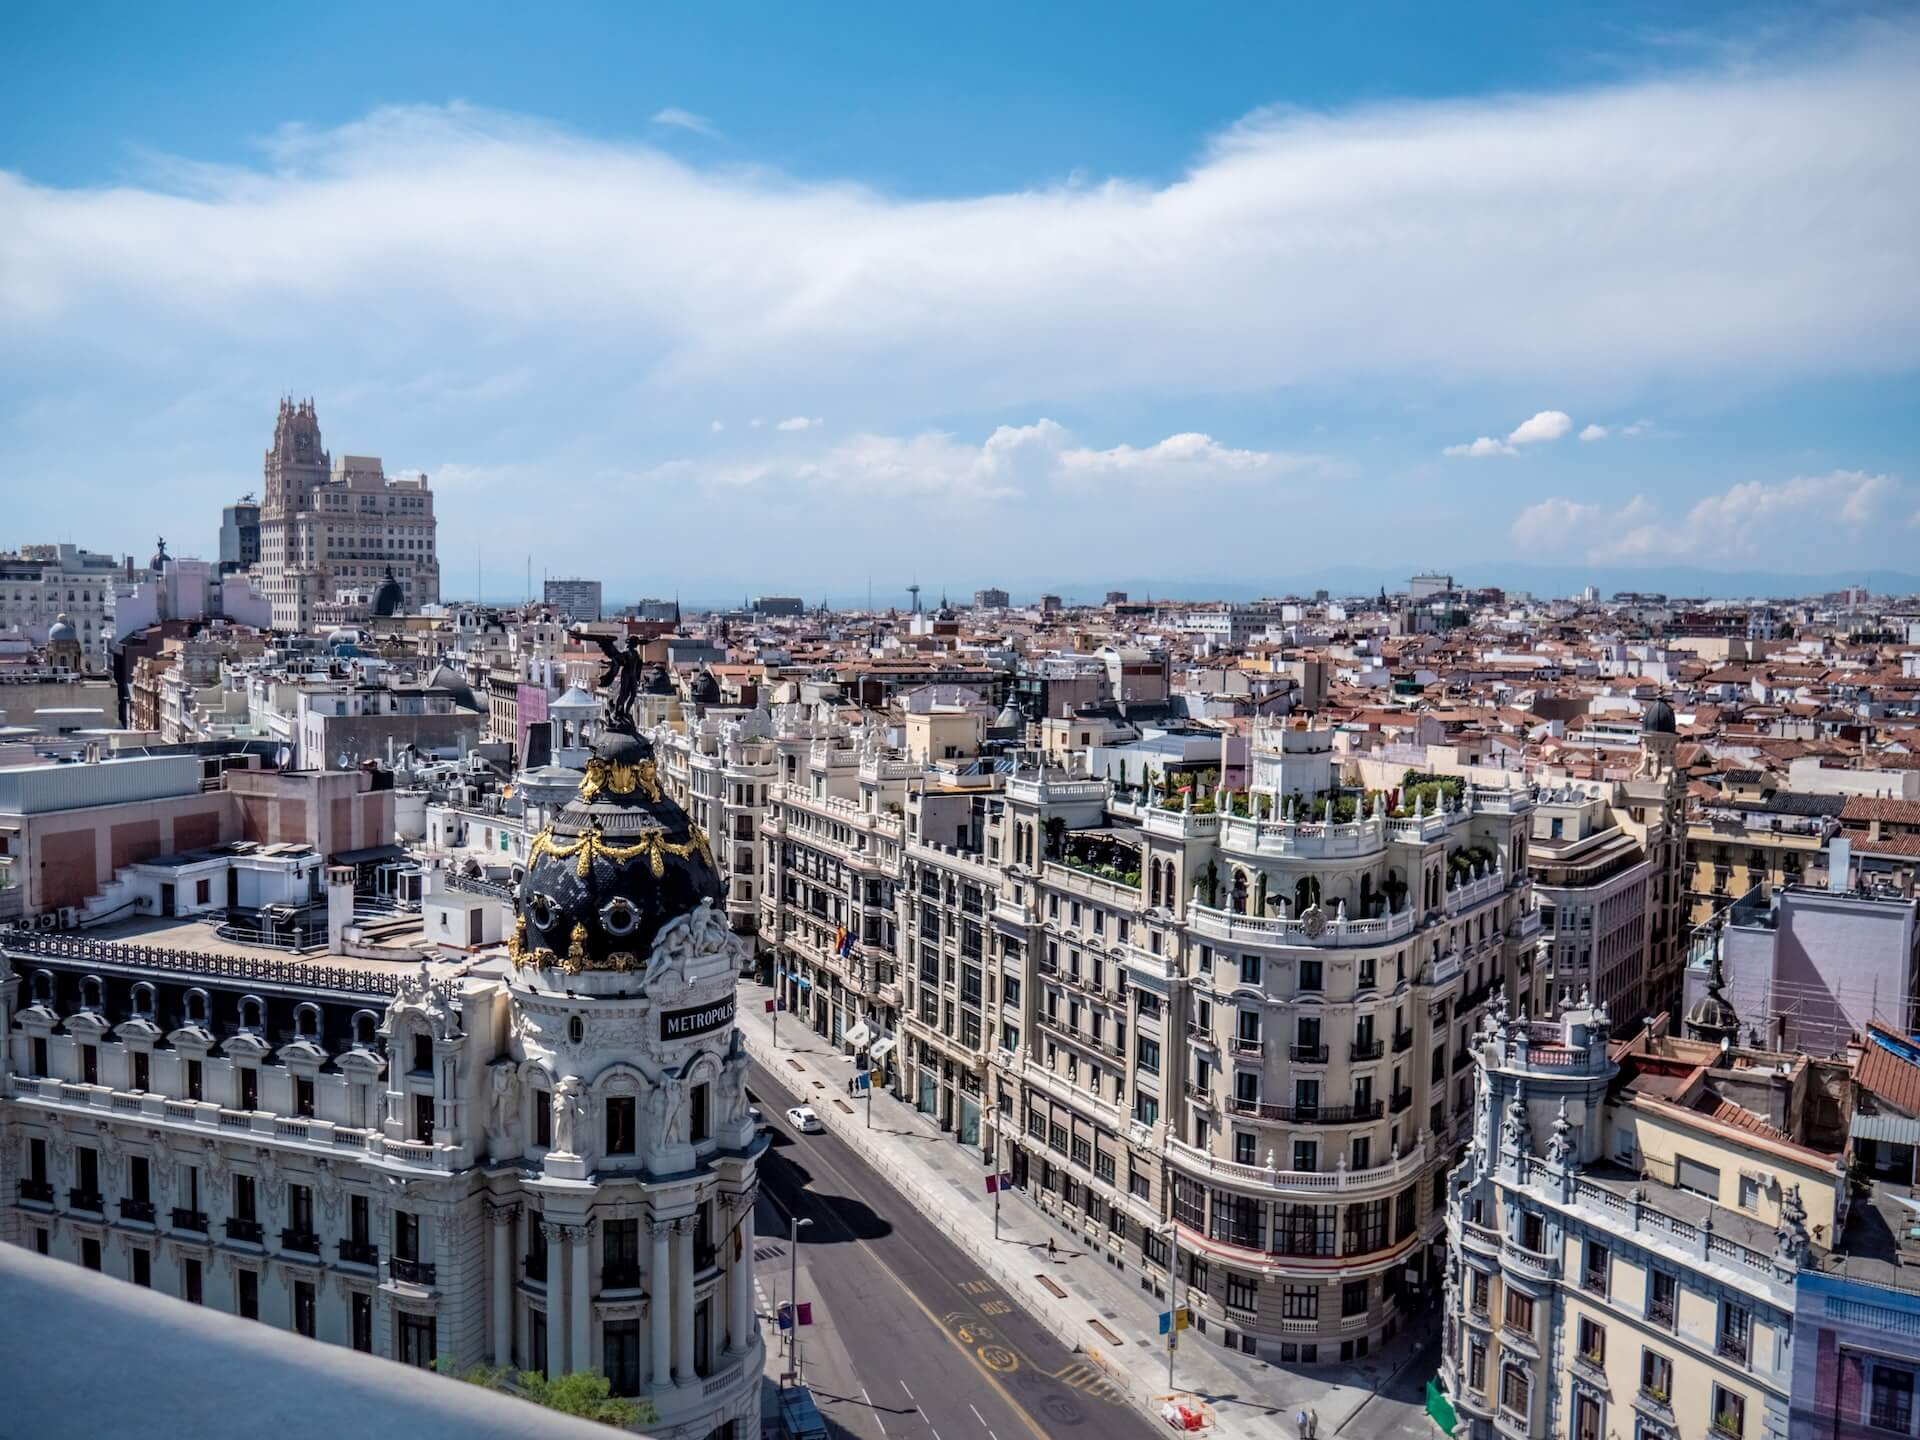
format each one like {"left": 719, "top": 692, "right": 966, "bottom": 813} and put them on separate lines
{"left": 1046, "top": 1238, "right": 1057, "bottom": 1261}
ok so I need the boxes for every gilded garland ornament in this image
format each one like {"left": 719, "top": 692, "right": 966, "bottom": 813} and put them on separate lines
{"left": 527, "top": 819, "right": 712, "bottom": 880}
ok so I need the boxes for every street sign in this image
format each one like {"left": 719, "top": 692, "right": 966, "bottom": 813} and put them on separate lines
{"left": 778, "top": 1302, "right": 794, "bottom": 1331}
{"left": 855, "top": 1071, "right": 871, "bottom": 1090}
{"left": 985, "top": 1174, "right": 999, "bottom": 1195}
{"left": 796, "top": 1301, "right": 814, "bottom": 1326}
{"left": 765, "top": 999, "right": 776, "bottom": 1013}
{"left": 1158, "top": 1310, "right": 1171, "bottom": 1335}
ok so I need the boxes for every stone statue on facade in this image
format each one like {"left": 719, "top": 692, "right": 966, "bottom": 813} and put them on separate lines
{"left": 552, "top": 1076, "right": 586, "bottom": 1156}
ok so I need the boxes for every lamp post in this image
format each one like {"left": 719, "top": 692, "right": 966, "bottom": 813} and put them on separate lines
{"left": 789, "top": 1214, "right": 813, "bottom": 1382}
{"left": 1162, "top": 1219, "right": 1181, "bottom": 1393}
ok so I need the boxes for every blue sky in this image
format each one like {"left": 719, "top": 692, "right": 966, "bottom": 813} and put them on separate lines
{"left": 3, "top": 4, "right": 1917, "bottom": 602}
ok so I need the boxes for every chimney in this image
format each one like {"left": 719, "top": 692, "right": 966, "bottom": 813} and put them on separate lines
{"left": 326, "top": 864, "right": 355, "bottom": 955}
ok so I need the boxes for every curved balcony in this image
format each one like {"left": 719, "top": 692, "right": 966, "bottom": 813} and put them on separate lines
{"left": 1227, "top": 1098, "right": 1383, "bottom": 1125}
{"left": 1217, "top": 812, "right": 1388, "bottom": 861}
{"left": 1189, "top": 901, "right": 1416, "bottom": 951}
{"left": 1167, "top": 1132, "right": 1434, "bottom": 1196}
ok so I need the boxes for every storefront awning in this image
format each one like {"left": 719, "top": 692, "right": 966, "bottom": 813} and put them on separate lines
{"left": 844, "top": 1021, "right": 873, "bottom": 1049}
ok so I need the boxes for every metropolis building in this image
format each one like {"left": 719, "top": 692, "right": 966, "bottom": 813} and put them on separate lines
{"left": 0, "top": 716, "right": 763, "bottom": 1438}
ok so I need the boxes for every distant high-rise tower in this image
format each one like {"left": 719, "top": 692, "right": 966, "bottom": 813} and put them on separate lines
{"left": 253, "top": 399, "right": 440, "bottom": 630}
{"left": 907, "top": 582, "right": 922, "bottom": 615}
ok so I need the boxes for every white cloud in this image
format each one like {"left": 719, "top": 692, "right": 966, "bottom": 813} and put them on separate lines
{"left": 1444, "top": 436, "right": 1515, "bottom": 459}
{"left": 775, "top": 416, "right": 822, "bottom": 432}
{"left": 650, "top": 107, "right": 720, "bottom": 140}
{"left": 1622, "top": 419, "right": 1653, "bottom": 437}
{"left": 709, "top": 420, "right": 723, "bottom": 433}
{"left": 1511, "top": 498, "right": 1603, "bottom": 550}
{"left": 1578, "top": 423, "right": 1608, "bottom": 442}
{"left": 1508, "top": 410, "right": 1573, "bottom": 446}
{"left": 4, "top": 30, "right": 1917, "bottom": 433}
{"left": 705, "top": 419, "right": 1314, "bottom": 501}
{"left": 1518, "top": 471, "right": 1900, "bottom": 563}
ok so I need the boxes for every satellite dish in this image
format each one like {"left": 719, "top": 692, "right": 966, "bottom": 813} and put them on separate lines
{"left": 337, "top": 752, "right": 352, "bottom": 770}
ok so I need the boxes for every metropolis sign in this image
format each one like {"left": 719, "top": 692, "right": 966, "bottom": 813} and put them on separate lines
{"left": 660, "top": 996, "right": 736, "bottom": 1041}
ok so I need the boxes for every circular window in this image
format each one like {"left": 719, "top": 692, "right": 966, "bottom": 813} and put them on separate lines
{"left": 568, "top": 1016, "right": 585, "bottom": 1045}
{"left": 528, "top": 893, "right": 558, "bottom": 930}
{"left": 600, "top": 896, "right": 640, "bottom": 937}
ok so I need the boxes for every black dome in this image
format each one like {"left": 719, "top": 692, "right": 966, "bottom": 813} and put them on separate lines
{"left": 509, "top": 726, "right": 723, "bottom": 973}
{"left": 1641, "top": 698, "right": 1677, "bottom": 734}
{"left": 689, "top": 668, "right": 722, "bottom": 704}
{"left": 641, "top": 663, "right": 673, "bottom": 696}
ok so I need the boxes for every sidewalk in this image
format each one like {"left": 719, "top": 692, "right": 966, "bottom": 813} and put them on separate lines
{"left": 736, "top": 979, "right": 1439, "bottom": 1440}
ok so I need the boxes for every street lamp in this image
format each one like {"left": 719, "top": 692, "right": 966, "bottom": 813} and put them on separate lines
{"left": 1161, "top": 1219, "right": 1182, "bottom": 1393}
{"left": 789, "top": 1214, "right": 814, "bottom": 1382}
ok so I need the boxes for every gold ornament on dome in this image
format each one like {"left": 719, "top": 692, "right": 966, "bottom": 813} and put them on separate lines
{"left": 527, "top": 821, "right": 711, "bottom": 880}
{"left": 508, "top": 914, "right": 527, "bottom": 959}
{"left": 578, "top": 757, "right": 662, "bottom": 803}
{"left": 566, "top": 923, "right": 590, "bottom": 971}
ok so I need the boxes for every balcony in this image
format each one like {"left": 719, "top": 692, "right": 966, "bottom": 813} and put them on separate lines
{"left": 601, "top": 1261, "right": 642, "bottom": 1290}
{"left": 1189, "top": 898, "right": 1417, "bottom": 949}
{"left": 171, "top": 1208, "right": 209, "bottom": 1233}
{"left": 1230, "top": 1099, "right": 1384, "bottom": 1125}
{"left": 1389, "top": 1088, "right": 1413, "bottom": 1115}
{"left": 68, "top": 1188, "right": 104, "bottom": 1214}
{"left": 280, "top": 1228, "right": 320, "bottom": 1255}
{"left": 1288, "top": 1043, "right": 1328, "bottom": 1064}
{"left": 1349, "top": 1039, "right": 1384, "bottom": 1062}
{"left": 18, "top": 1179, "right": 53, "bottom": 1205}
{"left": 338, "top": 1238, "right": 379, "bottom": 1267}
{"left": 389, "top": 1256, "right": 437, "bottom": 1287}
{"left": 1648, "top": 1298, "right": 1676, "bottom": 1329}
{"left": 1392, "top": 1029, "right": 1414, "bottom": 1054}
{"left": 1716, "top": 1333, "right": 1748, "bottom": 1367}
{"left": 225, "top": 1217, "right": 264, "bottom": 1244}
{"left": 120, "top": 1198, "right": 157, "bottom": 1223}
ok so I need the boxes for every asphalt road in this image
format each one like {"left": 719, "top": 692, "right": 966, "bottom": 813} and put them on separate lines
{"left": 748, "top": 1059, "right": 1162, "bottom": 1440}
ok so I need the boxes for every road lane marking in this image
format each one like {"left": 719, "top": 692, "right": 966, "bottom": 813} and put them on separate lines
{"left": 863, "top": 1387, "right": 888, "bottom": 1437}
{"left": 901, "top": 1381, "right": 915, "bottom": 1400}
{"left": 970, "top": 1403, "right": 987, "bottom": 1427}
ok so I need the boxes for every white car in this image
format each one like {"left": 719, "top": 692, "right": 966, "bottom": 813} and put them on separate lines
{"left": 786, "top": 1105, "right": 825, "bottom": 1135}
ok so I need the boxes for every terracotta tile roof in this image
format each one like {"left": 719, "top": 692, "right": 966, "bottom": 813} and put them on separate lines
{"left": 1842, "top": 796, "right": 1920, "bottom": 827}
{"left": 1857, "top": 1025, "right": 1920, "bottom": 1117}
{"left": 1700, "top": 1096, "right": 1797, "bottom": 1146}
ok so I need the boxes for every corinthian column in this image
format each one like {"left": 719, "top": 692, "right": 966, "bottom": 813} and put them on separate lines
{"left": 649, "top": 1219, "right": 672, "bottom": 1389}
{"left": 489, "top": 1206, "right": 514, "bottom": 1368}
{"left": 570, "top": 1219, "right": 594, "bottom": 1374}
{"left": 728, "top": 1203, "right": 754, "bottom": 1354}
{"left": 542, "top": 1220, "right": 566, "bottom": 1377}
{"left": 673, "top": 1219, "right": 695, "bottom": 1381}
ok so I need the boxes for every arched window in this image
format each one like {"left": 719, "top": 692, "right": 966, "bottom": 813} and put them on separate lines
{"left": 239, "top": 995, "right": 266, "bottom": 1033}
{"left": 80, "top": 975, "right": 104, "bottom": 1012}
{"left": 351, "top": 1010, "right": 379, "bottom": 1049}
{"left": 1230, "top": 871, "right": 1249, "bottom": 915}
{"left": 131, "top": 982, "right": 157, "bottom": 1019}
{"left": 1295, "top": 877, "right": 1320, "bottom": 914}
{"left": 184, "top": 988, "right": 211, "bottom": 1025}
{"left": 568, "top": 1015, "right": 585, "bottom": 1045}
{"left": 30, "top": 970, "right": 54, "bottom": 1006}
{"left": 294, "top": 1003, "right": 322, "bottom": 1041}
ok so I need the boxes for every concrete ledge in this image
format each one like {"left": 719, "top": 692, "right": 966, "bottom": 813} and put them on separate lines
{"left": 0, "top": 1244, "right": 616, "bottom": 1440}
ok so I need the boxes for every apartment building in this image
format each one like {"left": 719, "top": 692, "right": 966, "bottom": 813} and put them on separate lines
{"left": 760, "top": 714, "right": 1546, "bottom": 1365}
{"left": 1530, "top": 785, "right": 1652, "bottom": 1026}
{"left": 1441, "top": 1003, "right": 1852, "bottom": 1440}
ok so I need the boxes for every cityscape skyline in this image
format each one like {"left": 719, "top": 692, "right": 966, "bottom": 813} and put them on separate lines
{"left": 4, "top": 7, "right": 1917, "bottom": 593}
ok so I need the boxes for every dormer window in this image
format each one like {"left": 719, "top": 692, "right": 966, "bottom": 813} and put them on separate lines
{"left": 294, "top": 1004, "right": 322, "bottom": 1042}
{"left": 184, "top": 989, "right": 211, "bottom": 1026}
{"left": 351, "top": 1011, "right": 379, "bottom": 1049}
{"left": 131, "top": 983, "right": 157, "bottom": 1020}
{"left": 30, "top": 971, "right": 53, "bottom": 1007}
{"left": 79, "top": 976, "right": 104, "bottom": 1012}
{"left": 239, "top": 996, "right": 266, "bottom": 1033}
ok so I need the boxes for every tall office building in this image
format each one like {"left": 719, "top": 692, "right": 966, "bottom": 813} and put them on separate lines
{"left": 218, "top": 498, "right": 261, "bottom": 575}
{"left": 542, "top": 577, "right": 602, "bottom": 623}
{"left": 254, "top": 399, "right": 440, "bottom": 631}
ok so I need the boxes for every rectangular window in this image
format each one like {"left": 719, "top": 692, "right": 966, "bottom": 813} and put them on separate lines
{"left": 1583, "top": 1240, "right": 1610, "bottom": 1295}
{"left": 352, "top": 1293, "right": 374, "bottom": 1353}
{"left": 1225, "top": 1273, "right": 1257, "bottom": 1311}
{"left": 413, "top": 1092, "right": 434, "bottom": 1144}
{"left": 396, "top": 1210, "right": 420, "bottom": 1263}
{"left": 1500, "top": 1366, "right": 1530, "bottom": 1419}
{"left": 182, "top": 1257, "right": 203, "bottom": 1305}
{"left": 81, "top": 1236, "right": 101, "bottom": 1271}
{"left": 294, "top": 1279, "right": 316, "bottom": 1338}
{"left": 1468, "top": 1340, "right": 1486, "bottom": 1393}
{"left": 607, "top": 1096, "right": 637, "bottom": 1154}
{"left": 1133, "top": 1092, "right": 1159, "bottom": 1127}
{"left": 295, "top": 1077, "right": 315, "bottom": 1118}
{"left": 31, "top": 1036, "right": 47, "bottom": 1077}
{"left": 1282, "top": 1285, "right": 1317, "bottom": 1319}
{"left": 1872, "top": 1366, "right": 1915, "bottom": 1433}
{"left": 1712, "top": 1386, "right": 1745, "bottom": 1437}
{"left": 1648, "top": 1270, "right": 1677, "bottom": 1328}
{"left": 131, "top": 1248, "right": 151, "bottom": 1288}
{"left": 1675, "top": 1154, "right": 1721, "bottom": 1200}
{"left": 239, "top": 1066, "right": 257, "bottom": 1111}
{"left": 237, "top": 1268, "right": 259, "bottom": 1320}
{"left": 1504, "top": 1291, "right": 1534, "bottom": 1334}
{"left": 1173, "top": 1175, "right": 1206, "bottom": 1228}
{"left": 1718, "top": 1303, "right": 1751, "bottom": 1365}
{"left": 1641, "top": 1348, "right": 1672, "bottom": 1402}
{"left": 1136, "top": 1037, "right": 1161, "bottom": 1074}
{"left": 1573, "top": 1391, "right": 1601, "bottom": 1440}
{"left": 81, "top": 1044, "right": 98, "bottom": 1085}
{"left": 1298, "top": 960, "right": 1322, "bottom": 992}
{"left": 187, "top": 1059, "right": 203, "bottom": 1101}
{"left": 398, "top": 1312, "right": 437, "bottom": 1369}
{"left": 1095, "top": 1150, "right": 1115, "bottom": 1185}
{"left": 1343, "top": 1278, "right": 1369, "bottom": 1317}
{"left": 1577, "top": 1316, "right": 1605, "bottom": 1366}
{"left": 605, "top": 1318, "right": 642, "bottom": 1396}
{"left": 535, "top": 1090, "right": 552, "bottom": 1148}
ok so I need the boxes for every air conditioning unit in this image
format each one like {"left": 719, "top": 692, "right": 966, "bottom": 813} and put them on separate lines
{"left": 57, "top": 908, "right": 78, "bottom": 930}
{"left": 37, "top": 912, "right": 59, "bottom": 930}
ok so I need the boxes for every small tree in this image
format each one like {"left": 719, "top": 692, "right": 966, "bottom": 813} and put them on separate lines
{"left": 462, "top": 1367, "right": 652, "bottom": 1428}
